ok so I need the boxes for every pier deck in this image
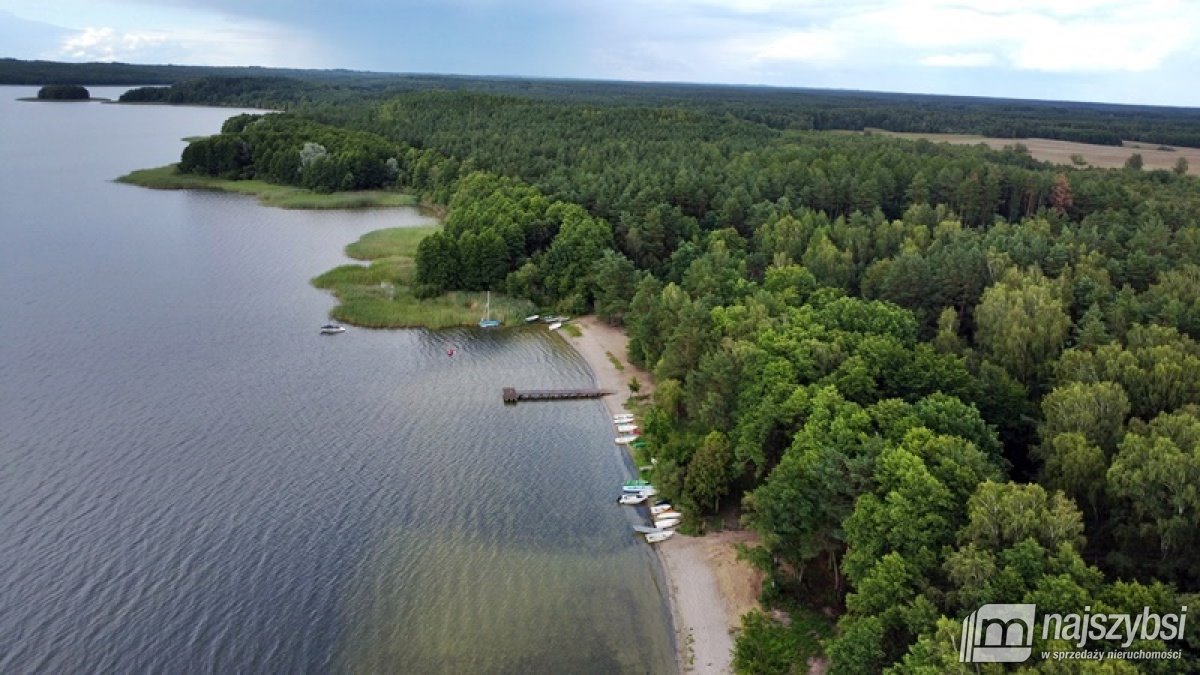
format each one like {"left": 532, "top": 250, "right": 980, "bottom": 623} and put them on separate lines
{"left": 502, "top": 387, "right": 613, "bottom": 404}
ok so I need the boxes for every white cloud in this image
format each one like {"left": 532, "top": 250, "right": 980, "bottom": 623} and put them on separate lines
{"left": 749, "top": 29, "right": 845, "bottom": 63}
{"left": 650, "top": 0, "right": 1200, "bottom": 74}
{"left": 858, "top": 0, "right": 1198, "bottom": 73}
{"left": 920, "top": 52, "right": 997, "bottom": 68}
{"left": 50, "top": 20, "right": 329, "bottom": 67}
{"left": 59, "top": 26, "right": 165, "bottom": 60}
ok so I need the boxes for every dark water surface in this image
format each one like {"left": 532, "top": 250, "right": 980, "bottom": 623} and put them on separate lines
{"left": 0, "top": 87, "right": 674, "bottom": 673}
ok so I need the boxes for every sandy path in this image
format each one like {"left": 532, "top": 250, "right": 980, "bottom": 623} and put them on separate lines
{"left": 568, "top": 315, "right": 655, "bottom": 417}
{"left": 563, "top": 317, "right": 761, "bottom": 674}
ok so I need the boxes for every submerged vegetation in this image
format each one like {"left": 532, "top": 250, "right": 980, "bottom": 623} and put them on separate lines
{"left": 117, "top": 69, "right": 1200, "bottom": 670}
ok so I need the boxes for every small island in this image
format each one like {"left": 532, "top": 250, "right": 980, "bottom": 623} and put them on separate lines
{"left": 37, "top": 84, "right": 91, "bottom": 100}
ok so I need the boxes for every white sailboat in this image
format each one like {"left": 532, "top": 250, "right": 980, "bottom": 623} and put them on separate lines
{"left": 479, "top": 291, "right": 500, "bottom": 328}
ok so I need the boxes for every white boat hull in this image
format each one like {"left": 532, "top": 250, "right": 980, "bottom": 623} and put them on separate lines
{"left": 654, "top": 517, "right": 681, "bottom": 529}
{"left": 649, "top": 503, "right": 672, "bottom": 515}
{"left": 614, "top": 435, "right": 640, "bottom": 445}
{"left": 615, "top": 423, "right": 639, "bottom": 433}
{"left": 645, "top": 531, "right": 675, "bottom": 544}
{"left": 619, "top": 493, "right": 649, "bottom": 505}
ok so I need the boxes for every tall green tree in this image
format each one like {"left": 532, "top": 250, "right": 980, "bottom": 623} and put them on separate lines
{"left": 974, "top": 268, "right": 1071, "bottom": 388}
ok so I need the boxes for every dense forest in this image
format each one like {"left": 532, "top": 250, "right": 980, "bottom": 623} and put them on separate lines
{"left": 119, "top": 72, "right": 1200, "bottom": 147}
{"left": 9, "top": 59, "right": 1200, "bottom": 145}
{"left": 146, "top": 71, "right": 1200, "bottom": 671}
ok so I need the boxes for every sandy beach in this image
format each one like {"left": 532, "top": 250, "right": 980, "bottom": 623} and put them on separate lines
{"left": 565, "top": 316, "right": 762, "bottom": 674}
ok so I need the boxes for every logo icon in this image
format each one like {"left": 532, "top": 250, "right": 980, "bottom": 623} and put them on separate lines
{"left": 959, "top": 604, "right": 1037, "bottom": 663}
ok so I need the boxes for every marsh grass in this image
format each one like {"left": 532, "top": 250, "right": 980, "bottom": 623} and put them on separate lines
{"left": 345, "top": 227, "right": 435, "bottom": 260}
{"left": 315, "top": 227, "right": 534, "bottom": 329}
{"left": 117, "top": 165, "right": 420, "bottom": 209}
{"left": 329, "top": 286, "right": 535, "bottom": 329}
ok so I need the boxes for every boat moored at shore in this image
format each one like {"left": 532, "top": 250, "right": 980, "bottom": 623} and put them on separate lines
{"left": 622, "top": 479, "right": 652, "bottom": 493}
{"left": 644, "top": 531, "right": 674, "bottom": 544}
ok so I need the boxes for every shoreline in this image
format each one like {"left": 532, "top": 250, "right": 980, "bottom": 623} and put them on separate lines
{"left": 563, "top": 316, "right": 762, "bottom": 674}
{"left": 116, "top": 165, "right": 423, "bottom": 210}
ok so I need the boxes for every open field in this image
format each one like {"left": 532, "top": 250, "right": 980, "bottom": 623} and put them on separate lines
{"left": 117, "top": 165, "right": 421, "bottom": 209}
{"left": 849, "top": 130, "right": 1200, "bottom": 175}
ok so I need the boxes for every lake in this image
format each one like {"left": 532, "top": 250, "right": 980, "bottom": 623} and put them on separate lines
{"left": 0, "top": 87, "right": 674, "bottom": 673}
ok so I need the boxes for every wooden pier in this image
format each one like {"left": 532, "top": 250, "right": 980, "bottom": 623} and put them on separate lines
{"left": 502, "top": 387, "right": 613, "bottom": 404}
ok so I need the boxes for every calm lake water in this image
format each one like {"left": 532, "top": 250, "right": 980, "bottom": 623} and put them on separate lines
{"left": 0, "top": 87, "right": 674, "bottom": 673}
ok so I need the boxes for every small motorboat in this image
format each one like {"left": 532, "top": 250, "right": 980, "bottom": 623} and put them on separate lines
{"left": 633, "top": 525, "right": 663, "bottom": 534}
{"left": 622, "top": 479, "right": 652, "bottom": 493}
{"left": 320, "top": 323, "right": 346, "bottom": 334}
{"left": 650, "top": 503, "right": 673, "bottom": 515}
{"left": 614, "top": 435, "right": 640, "bottom": 445}
{"left": 645, "top": 531, "right": 675, "bottom": 544}
{"left": 654, "top": 510, "right": 682, "bottom": 520}
{"left": 615, "top": 423, "right": 639, "bottom": 434}
{"left": 618, "top": 492, "right": 650, "bottom": 505}
{"left": 548, "top": 322, "right": 562, "bottom": 331}
{"left": 524, "top": 314, "right": 540, "bottom": 323}
{"left": 613, "top": 414, "right": 636, "bottom": 423}
{"left": 654, "top": 516, "right": 681, "bottom": 529}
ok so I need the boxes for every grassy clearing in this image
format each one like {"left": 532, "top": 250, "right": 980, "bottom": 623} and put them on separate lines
{"left": 314, "top": 227, "right": 535, "bottom": 329}
{"left": 561, "top": 323, "right": 582, "bottom": 337}
{"left": 327, "top": 286, "right": 536, "bottom": 329}
{"left": 117, "top": 164, "right": 421, "bottom": 209}
{"left": 345, "top": 227, "right": 435, "bottom": 260}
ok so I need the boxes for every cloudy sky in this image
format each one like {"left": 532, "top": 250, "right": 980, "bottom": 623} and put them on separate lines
{"left": 2, "top": 0, "right": 1198, "bottom": 106}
